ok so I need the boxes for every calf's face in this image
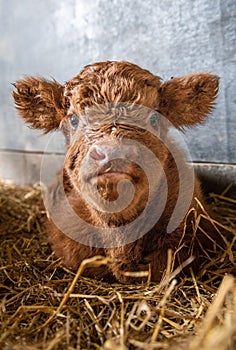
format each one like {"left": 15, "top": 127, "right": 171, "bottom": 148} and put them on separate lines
{"left": 12, "top": 61, "right": 219, "bottom": 226}
{"left": 62, "top": 103, "right": 169, "bottom": 222}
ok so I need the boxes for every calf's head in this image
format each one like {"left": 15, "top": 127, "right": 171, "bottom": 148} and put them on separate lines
{"left": 13, "top": 61, "right": 219, "bottom": 226}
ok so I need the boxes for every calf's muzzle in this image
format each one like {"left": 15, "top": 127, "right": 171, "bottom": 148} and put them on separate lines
{"left": 89, "top": 144, "right": 138, "bottom": 166}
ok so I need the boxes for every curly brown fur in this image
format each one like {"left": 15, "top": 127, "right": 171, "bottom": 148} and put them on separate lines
{"left": 13, "top": 61, "right": 221, "bottom": 283}
{"left": 12, "top": 77, "right": 67, "bottom": 132}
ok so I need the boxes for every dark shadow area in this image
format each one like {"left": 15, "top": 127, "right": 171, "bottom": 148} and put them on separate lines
{"left": 194, "top": 163, "right": 236, "bottom": 198}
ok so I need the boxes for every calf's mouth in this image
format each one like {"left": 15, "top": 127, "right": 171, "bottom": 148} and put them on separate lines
{"left": 85, "top": 160, "right": 144, "bottom": 202}
{"left": 91, "top": 172, "right": 132, "bottom": 184}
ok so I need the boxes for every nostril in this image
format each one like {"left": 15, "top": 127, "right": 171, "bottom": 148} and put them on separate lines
{"left": 89, "top": 146, "right": 106, "bottom": 161}
{"left": 90, "top": 144, "right": 138, "bottom": 163}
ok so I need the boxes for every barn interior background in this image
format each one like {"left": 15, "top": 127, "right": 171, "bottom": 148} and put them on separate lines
{"left": 0, "top": 0, "right": 235, "bottom": 187}
{"left": 0, "top": 2, "right": 236, "bottom": 349}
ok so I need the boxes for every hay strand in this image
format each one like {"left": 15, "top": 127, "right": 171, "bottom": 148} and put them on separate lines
{"left": 0, "top": 180, "right": 235, "bottom": 349}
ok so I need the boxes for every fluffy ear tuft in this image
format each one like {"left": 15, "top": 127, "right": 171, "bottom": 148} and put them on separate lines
{"left": 157, "top": 73, "right": 219, "bottom": 128}
{"left": 12, "top": 77, "right": 67, "bottom": 132}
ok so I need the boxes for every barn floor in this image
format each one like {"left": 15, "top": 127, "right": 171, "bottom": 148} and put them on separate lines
{"left": 0, "top": 180, "right": 235, "bottom": 350}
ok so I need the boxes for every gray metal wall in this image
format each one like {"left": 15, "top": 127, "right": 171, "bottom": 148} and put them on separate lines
{"left": 0, "top": 0, "right": 235, "bottom": 163}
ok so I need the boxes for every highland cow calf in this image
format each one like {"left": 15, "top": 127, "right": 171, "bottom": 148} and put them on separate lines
{"left": 13, "top": 61, "right": 221, "bottom": 283}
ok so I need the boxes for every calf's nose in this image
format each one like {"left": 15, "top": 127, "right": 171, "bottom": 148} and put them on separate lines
{"left": 89, "top": 144, "right": 138, "bottom": 165}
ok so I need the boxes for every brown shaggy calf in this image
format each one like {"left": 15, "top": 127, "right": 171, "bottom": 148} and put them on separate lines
{"left": 13, "top": 61, "right": 221, "bottom": 283}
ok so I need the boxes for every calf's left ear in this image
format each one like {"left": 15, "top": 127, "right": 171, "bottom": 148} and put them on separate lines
{"left": 157, "top": 73, "right": 219, "bottom": 128}
{"left": 12, "top": 77, "right": 67, "bottom": 133}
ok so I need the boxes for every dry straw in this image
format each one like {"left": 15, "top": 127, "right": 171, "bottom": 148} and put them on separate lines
{"left": 0, "top": 180, "right": 235, "bottom": 350}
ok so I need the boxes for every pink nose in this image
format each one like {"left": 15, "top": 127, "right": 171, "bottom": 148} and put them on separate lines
{"left": 89, "top": 144, "right": 138, "bottom": 165}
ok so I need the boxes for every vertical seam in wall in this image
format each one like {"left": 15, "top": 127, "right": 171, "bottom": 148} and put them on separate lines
{"left": 23, "top": 152, "right": 26, "bottom": 185}
{"left": 219, "top": 0, "right": 230, "bottom": 163}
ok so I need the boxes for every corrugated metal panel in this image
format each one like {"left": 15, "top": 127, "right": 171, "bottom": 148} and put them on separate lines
{"left": 0, "top": 0, "right": 235, "bottom": 166}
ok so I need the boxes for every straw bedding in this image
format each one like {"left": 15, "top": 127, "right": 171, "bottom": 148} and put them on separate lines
{"left": 0, "top": 180, "right": 235, "bottom": 350}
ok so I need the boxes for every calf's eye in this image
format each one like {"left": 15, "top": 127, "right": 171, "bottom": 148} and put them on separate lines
{"left": 70, "top": 115, "right": 79, "bottom": 128}
{"left": 149, "top": 113, "right": 159, "bottom": 129}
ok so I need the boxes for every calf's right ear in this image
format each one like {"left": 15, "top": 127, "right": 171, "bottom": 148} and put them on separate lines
{"left": 12, "top": 77, "right": 67, "bottom": 133}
